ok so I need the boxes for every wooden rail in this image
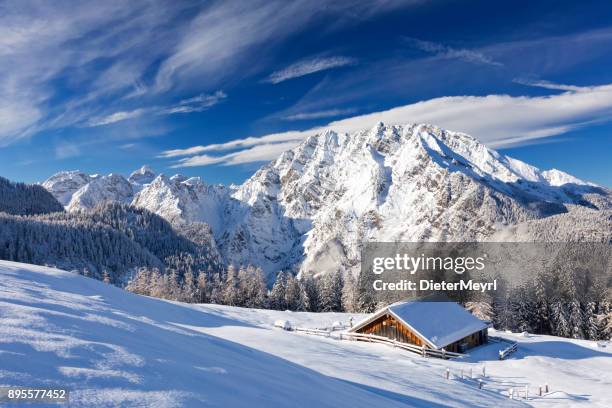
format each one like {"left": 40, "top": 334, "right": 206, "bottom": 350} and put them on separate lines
{"left": 293, "top": 327, "right": 331, "bottom": 336}
{"left": 339, "top": 332, "right": 465, "bottom": 359}
{"left": 498, "top": 342, "right": 517, "bottom": 360}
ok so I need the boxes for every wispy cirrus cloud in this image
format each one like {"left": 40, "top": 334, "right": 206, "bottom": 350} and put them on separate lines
{"left": 282, "top": 108, "right": 357, "bottom": 121}
{"left": 512, "top": 77, "right": 585, "bottom": 92}
{"left": 264, "top": 56, "right": 357, "bottom": 84}
{"left": 154, "top": 0, "right": 412, "bottom": 92}
{"left": 0, "top": 0, "right": 418, "bottom": 146}
{"left": 404, "top": 37, "right": 503, "bottom": 66}
{"left": 163, "top": 82, "right": 612, "bottom": 167}
{"left": 171, "top": 141, "right": 300, "bottom": 168}
{"left": 88, "top": 91, "right": 226, "bottom": 127}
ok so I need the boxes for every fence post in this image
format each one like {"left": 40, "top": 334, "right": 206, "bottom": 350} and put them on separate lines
{"left": 545, "top": 384, "right": 549, "bottom": 393}
{"left": 445, "top": 368, "right": 450, "bottom": 380}
{"left": 482, "top": 365, "right": 486, "bottom": 377}
{"left": 509, "top": 388, "right": 513, "bottom": 400}
{"left": 478, "top": 380, "right": 483, "bottom": 389}
{"left": 538, "top": 386, "right": 542, "bottom": 396}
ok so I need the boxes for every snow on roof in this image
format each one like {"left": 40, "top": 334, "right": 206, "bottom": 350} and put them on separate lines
{"left": 350, "top": 297, "right": 489, "bottom": 349}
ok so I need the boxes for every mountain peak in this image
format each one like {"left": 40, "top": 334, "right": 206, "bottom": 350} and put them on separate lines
{"left": 128, "top": 165, "right": 156, "bottom": 185}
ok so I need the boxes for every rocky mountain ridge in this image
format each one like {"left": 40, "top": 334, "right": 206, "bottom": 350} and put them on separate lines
{"left": 42, "top": 123, "right": 612, "bottom": 278}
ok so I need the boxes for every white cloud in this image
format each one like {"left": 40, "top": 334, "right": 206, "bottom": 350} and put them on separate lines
{"left": 88, "top": 91, "right": 226, "bottom": 127}
{"left": 264, "top": 57, "right": 357, "bottom": 84}
{"left": 283, "top": 108, "right": 357, "bottom": 121}
{"left": 154, "top": 0, "right": 410, "bottom": 92}
{"left": 88, "top": 109, "right": 146, "bottom": 127}
{"left": 0, "top": 98, "right": 41, "bottom": 146}
{"left": 404, "top": 37, "right": 502, "bottom": 66}
{"left": 55, "top": 143, "right": 81, "bottom": 159}
{"left": 165, "top": 82, "right": 612, "bottom": 167}
{"left": 159, "top": 129, "right": 307, "bottom": 158}
{"left": 162, "top": 91, "right": 227, "bottom": 114}
{"left": 512, "top": 78, "right": 584, "bottom": 92}
{"left": 0, "top": 1, "right": 186, "bottom": 142}
{"left": 172, "top": 141, "right": 301, "bottom": 168}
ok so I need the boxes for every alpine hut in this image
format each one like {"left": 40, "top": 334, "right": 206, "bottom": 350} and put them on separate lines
{"left": 349, "top": 297, "right": 490, "bottom": 353}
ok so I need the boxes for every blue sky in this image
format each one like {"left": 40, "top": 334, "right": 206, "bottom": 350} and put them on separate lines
{"left": 1, "top": 0, "right": 611, "bottom": 186}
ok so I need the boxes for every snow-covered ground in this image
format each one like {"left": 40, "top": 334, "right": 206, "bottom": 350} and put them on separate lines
{"left": 1, "top": 261, "right": 610, "bottom": 407}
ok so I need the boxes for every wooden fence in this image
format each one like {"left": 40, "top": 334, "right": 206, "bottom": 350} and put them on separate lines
{"left": 291, "top": 325, "right": 466, "bottom": 359}
{"left": 498, "top": 342, "right": 517, "bottom": 360}
{"left": 338, "top": 332, "right": 465, "bottom": 359}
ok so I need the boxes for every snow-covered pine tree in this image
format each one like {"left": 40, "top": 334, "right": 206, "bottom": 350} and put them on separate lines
{"left": 533, "top": 269, "right": 551, "bottom": 335}
{"left": 465, "top": 301, "right": 494, "bottom": 322}
{"left": 285, "top": 274, "right": 305, "bottom": 311}
{"left": 181, "top": 268, "right": 197, "bottom": 302}
{"left": 356, "top": 271, "right": 377, "bottom": 313}
{"left": 209, "top": 273, "right": 224, "bottom": 304}
{"left": 319, "top": 270, "right": 343, "bottom": 312}
{"left": 341, "top": 273, "right": 358, "bottom": 313}
{"left": 196, "top": 271, "right": 208, "bottom": 303}
{"left": 597, "top": 304, "right": 612, "bottom": 341}
{"left": 550, "top": 301, "right": 571, "bottom": 338}
{"left": 269, "top": 271, "right": 288, "bottom": 310}
{"left": 301, "top": 275, "right": 320, "bottom": 312}
{"left": 512, "top": 285, "right": 538, "bottom": 333}
{"left": 126, "top": 267, "right": 151, "bottom": 295}
{"left": 247, "top": 266, "right": 268, "bottom": 308}
{"left": 223, "top": 264, "right": 239, "bottom": 306}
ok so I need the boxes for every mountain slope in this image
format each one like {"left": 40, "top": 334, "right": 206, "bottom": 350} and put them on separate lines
{"left": 0, "top": 203, "right": 221, "bottom": 283}
{"left": 0, "top": 176, "right": 63, "bottom": 215}
{"left": 489, "top": 207, "right": 612, "bottom": 242}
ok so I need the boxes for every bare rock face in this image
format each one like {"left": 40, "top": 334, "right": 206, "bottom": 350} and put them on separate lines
{"left": 42, "top": 123, "right": 611, "bottom": 279}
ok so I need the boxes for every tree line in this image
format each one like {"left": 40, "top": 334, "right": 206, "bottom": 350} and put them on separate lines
{"left": 126, "top": 265, "right": 362, "bottom": 313}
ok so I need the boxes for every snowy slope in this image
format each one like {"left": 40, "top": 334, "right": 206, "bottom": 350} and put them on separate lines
{"left": 192, "top": 305, "right": 612, "bottom": 408}
{"left": 0, "top": 261, "right": 407, "bottom": 408}
{"left": 2, "top": 261, "right": 610, "bottom": 407}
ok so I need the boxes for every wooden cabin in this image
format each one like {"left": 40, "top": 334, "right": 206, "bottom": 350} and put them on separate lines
{"left": 349, "top": 298, "right": 489, "bottom": 353}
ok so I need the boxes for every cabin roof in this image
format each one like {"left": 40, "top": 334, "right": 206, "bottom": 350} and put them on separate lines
{"left": 349, "top": 297, "right": 489, "bottom": 349}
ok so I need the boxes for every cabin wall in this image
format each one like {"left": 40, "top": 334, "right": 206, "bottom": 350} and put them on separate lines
{"left": 446, "top": 328, "right": 488, "bottom": 353}
{"left": 356, "top": 314, "right": 424, "bottom": 346}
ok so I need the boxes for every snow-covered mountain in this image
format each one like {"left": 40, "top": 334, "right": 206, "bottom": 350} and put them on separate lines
{"left": 132, "top": 174, "right": 230, "bottom": 232}
{"left": 42, "top": 170, "right": 92, "bottom": 206}
{"left": 42, "top": 123, "right": 612, "bottom": 277}
{"left": 128, "top": 165, "right": 156, "bottom": 186}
